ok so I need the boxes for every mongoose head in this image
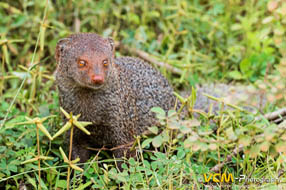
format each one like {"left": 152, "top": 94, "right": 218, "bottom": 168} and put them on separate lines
{"left": 55, "top": 33, "right": 115, "bottom": 90}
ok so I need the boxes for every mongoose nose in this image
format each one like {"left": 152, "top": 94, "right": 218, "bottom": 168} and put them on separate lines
{"left": 91, "top": 75, "right": 104, "bottom": 84}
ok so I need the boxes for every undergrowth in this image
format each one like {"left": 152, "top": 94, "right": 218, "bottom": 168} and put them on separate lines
{"left": 0, "top": 0, "right": 286, "bottom": 189}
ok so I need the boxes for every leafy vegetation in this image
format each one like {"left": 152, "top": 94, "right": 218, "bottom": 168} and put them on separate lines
{"left": 0, "top": 0, "right": 286, "bottom": 189}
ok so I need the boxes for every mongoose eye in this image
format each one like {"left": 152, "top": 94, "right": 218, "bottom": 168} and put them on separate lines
{"left": 78, "top": 60, "right": 87, "bottom": 68}
{"left": 103, "top": 60, "right": 108, "bottom": 67}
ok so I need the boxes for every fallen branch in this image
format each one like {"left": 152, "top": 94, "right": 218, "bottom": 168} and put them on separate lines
{"left": 86, "top": 141, "right": 134, "bottom": 152}
{"left": 263, "top": 108, "right": 286, "bottom": 121}
{"left": 116, "top": 42, "right": 183, "bottom": 75}
{"left": 255, "top": 108, "right": 286, "bottom": 123}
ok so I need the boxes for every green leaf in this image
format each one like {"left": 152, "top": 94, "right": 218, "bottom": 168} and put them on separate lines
{"left": 177, "top": 149, "right": 185, "bottom": 159}
{"left": 25, "top": 174, "right": 37, "bottom": 189}
{"left": 0, "top": 146, "right": 6, "bottom": 153}
{"left": 70, "top": 163, "right": 84, "bottom": 172}
{"left": 184, "top": 135, "right": 199, "bottom": 147}
{"left": 260, "top": 141, "right": 270, "bottom": 152}
{"left": 167, "top": 110, "right": 177, "bottom": 117}
{"left": 57, "top": 180, "right": 67, "bottom": 188}
{"left": 151, "top": 107, "right": 165, "bottom": 116}
{"left": 142, "top": 138, "right": 153, "bottom": 149}
{"left": 238, "top": 135, "right": 251, "bottom": 147}
{"left": 173, "top": 92, "right": 186, "bottom": 104}
{"left": 209, "top": 143, "right": 218, "bottom": 150}
{"left": 75, "top": 181, "right": 93, "bottom": 190}
{"left": 60, "top": 107, "right": 71, "bottom": 119}
{"left": 152, "top": 135, "right": 163, "bottom": 148}
{"left": 249, "top": 145, "right": 260, "bottom": 158}
{"left": 8, "top": 164, "right": 17, "bottom": 172}
{"left": 169, "top": 121, "right": 181, "bottom": 129}
{"left": 59, "top": 147, "right": 69, "bottom": 163}
{"left": 161, "top": 130, "right": 169, "bottom": 142}
{"left": 225, "top": 127, "right": 237, "bottom": 141}
{"left": 127, "top": 12, "right": 140, "bottom": 24}
{"left": 116, "top": 175, "right": 127, "bottom": 182}
{"left": 52, "top": 122, "right": 72, "bottom": 139}
{"left": 71, "top": 158, "right": 80, "bottom": 164}
{"left": 275, "top": 142, "right": 286, "bottom": 153}
{"left": 78, "top": 121, "right": 93, "bottom": 127}
{"left": 264, "top": 125, "right": 276, "bottom": 141}
{"left": 39, "top": 156, "right": 54, "bottom": 161}
{"left": 73, "top": 120, "right": 91, "bottom": 135}
{"left": 21, "top": 157, "right": 38, "bottom": 164}
{"left": 228, "top": 70, "right": 243, "bottom": 80}
{"left": 240, "top": 58, "right": 251, "bottom": 76}
{"left": 148, "top": 126, "right": 158, "bottom": 135}
{"left": 37, "top": 123, "right": 53, "bottom": 140}
{"left": 190, "top": 86, "right": 197, "bottom": 108}
{"left": 11, "top": 14, "right": 27, "bottom": 28}
{"left": 151, "top": 162, "right": 158, "bottom": 170}
{"left": 128, "top": 158, "right": 136, "bottom": 166}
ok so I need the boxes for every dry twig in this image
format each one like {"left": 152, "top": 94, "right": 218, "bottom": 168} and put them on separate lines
{"left": 115, "top": 42, "right": 183, "bottom": 75}
{"left": 256, "top": 108, "right": 286, "bottom": 123}
{"left": 263, "top": 108, "right": 286, "bottom": 121}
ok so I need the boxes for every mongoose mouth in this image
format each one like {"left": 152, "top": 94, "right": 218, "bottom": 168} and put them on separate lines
{"left": 76, "top": 80, "right": 105, "bottom": 90}
{"left": 85, "top": 83, "right": 105, "bottom": 90}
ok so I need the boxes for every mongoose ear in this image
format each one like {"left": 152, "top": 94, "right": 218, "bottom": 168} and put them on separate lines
{"left": 55, "top": 38, "right": 70, "bottom": 63}
{"left": 107, "top": 37, "right": 115, "bottom": 57}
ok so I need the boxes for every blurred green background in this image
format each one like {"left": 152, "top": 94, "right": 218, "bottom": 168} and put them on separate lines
{"left": 0, "top": 0, "right": 285, "bottom": 117}
{"left": 1, "top": 0, "right": 285, "bottom": 106}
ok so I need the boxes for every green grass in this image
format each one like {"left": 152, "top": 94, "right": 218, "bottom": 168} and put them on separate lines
{"left": 0, "top": 0, "right": 286, "bottom": 189}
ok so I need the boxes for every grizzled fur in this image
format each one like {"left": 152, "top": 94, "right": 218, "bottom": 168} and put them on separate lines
{"left": 55, "top": 33, "right": 178, "bottom": 162}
